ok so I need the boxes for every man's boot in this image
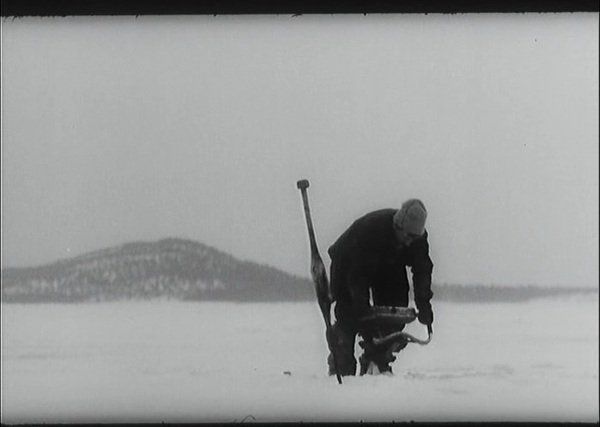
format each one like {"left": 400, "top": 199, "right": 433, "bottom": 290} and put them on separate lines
{"left": 327, "top": 325, "right": 357, "bottom": 376}
{"left": 359, "top": 350, "right": 395, "bottom": 375}
{"left": 358, "top": 336, "right": 408, "bottom": 375}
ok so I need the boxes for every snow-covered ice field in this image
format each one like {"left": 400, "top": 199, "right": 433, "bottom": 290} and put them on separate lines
{"left": 2, "top": 296, "right": 598, "bottom": 423}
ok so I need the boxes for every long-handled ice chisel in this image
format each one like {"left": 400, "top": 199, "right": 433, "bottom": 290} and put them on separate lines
{"left": 296, "top": 179, "right": 343, "bottom": 384}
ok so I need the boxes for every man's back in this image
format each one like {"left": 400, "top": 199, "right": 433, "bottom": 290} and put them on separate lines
{"left": 328, "top": 209, "right": 397, "bottom": 264}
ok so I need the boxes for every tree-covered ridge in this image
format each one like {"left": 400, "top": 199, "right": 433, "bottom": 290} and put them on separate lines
{"left": 434, "top": 283, "right": 597, "bottom": 303}
{"left": 1, "top": 238, "right": 314, "bottom": 302}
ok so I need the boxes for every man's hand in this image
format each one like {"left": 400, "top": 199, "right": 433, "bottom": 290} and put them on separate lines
{"left": 417, "top": 306, "right": 433, "bottom": 326}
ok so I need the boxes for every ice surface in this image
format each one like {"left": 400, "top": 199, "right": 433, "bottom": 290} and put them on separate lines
{"left": 1, "top": 296, "right": 598, "bottom": 423}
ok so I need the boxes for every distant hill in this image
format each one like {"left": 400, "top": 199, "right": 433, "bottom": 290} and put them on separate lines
{"left": 433, "top": 283, "right": 597, "bottom": 303}
{"left": 1, "top": 238, "right": 597, "bottom": 303}
{"left": 1, "top": 238, "right": 314, "bottom": 303}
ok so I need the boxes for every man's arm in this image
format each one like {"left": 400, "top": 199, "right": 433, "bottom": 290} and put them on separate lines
{"left": 409, "top": 235, "right": 434, "bottom": 325}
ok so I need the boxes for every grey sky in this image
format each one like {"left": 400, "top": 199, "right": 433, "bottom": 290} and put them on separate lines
{"left": 1, "top": 14, "right": 598, "bottom": 288}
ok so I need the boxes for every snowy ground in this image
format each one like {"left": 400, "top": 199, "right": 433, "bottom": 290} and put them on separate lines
{"left": 1, "top": 296, "right": 598, "bottom": 423}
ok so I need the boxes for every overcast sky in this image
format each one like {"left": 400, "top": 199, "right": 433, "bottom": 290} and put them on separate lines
{"left": 1, "top": 14, "right": 598, "bottom": 288}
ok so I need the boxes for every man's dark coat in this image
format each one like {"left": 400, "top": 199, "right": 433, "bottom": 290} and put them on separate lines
{"left": 328, "top": 208, "right": 434, "bottom": 327}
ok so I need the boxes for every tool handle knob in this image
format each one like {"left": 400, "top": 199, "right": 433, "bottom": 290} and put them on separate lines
{"left": 296, "top": 179, "right": 310, "bottom": 190}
